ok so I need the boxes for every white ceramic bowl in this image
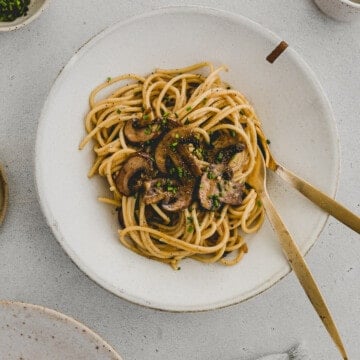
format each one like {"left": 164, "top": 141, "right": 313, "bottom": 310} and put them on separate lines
{"left": 36, "top": 6, "right": 339, "bottom": 312}
{"left": 0, "top": 0, "right": 50, "bottom": 32}
{"left": 314, "top": 0, "right": 360, "bottom": 22}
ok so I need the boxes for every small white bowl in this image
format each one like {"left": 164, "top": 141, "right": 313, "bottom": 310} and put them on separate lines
{"left": 314, "top": 0, "right": 360, "bottom": 22}
{"left": 0, "top": 0, "right": 50, "bottom": 32}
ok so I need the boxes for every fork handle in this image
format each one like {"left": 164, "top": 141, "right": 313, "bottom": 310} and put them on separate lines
{"left": 274, "top": 164, "right": 360, "bottom": 234}
{"left": 261, "top": 191, "right": 348, "bottom": 359}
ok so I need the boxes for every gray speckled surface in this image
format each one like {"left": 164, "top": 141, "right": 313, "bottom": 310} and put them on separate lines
{"left": 0, "top": 1, "right": 359, "bottom": 359}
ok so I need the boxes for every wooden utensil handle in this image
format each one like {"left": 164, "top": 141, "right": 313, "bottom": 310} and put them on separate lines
{"left": 261, "top": 192, "right": 348, "bottom": 360}
{"left": 275, "top": 165, "right": 360, "bottom": 234}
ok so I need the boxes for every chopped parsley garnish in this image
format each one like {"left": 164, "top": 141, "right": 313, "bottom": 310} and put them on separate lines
{"left": 257, "top": 200, "right": 262, "bottom": 207}
{"left": 175, "top": 133, "right": 179, "bottom": 139}
{"left": 169, "top": 141, "right": 178, "bottom": 150}
{"left": 266, "top": 139, "right": 271, "bottom": 145}
{"left": 186, "top": 216, "right": 193, "bottom": 223}
{"left": 106, "top": 77, "right": 112, "bottom": 82}
{"left": 216, "top": 151, "right": 224, "bottom": 163}
{"left": 163, "top": 112, "right": 169, "bottom": 117}
{"left": 193, "top": 147, "right": 203, "bottom": 159}
{"left": 156, "top": 181, "right": 162, "bottom": 188}
{"left": 187, "top": 225, "right": 194, "bottom": 233}
{"left": 177, "top": 167, "right": 184, "bottom": 178}
{"left": 184, "top": 118, "right": 190, "bottom": 125}
{"left": 169, "top": 167, "right": 176, "bottom": 175}
{"left": 143, "top": 114, "right": 149, "bottom": 120}
{"left": 166, "top": 184, "right": 178, "bottom": 194}
{"left": 230, "top": 130, "right": 236, "bottom": 137}
{"left": 216, "top": 182, "right": 222, "bottom": 192}
{"left": 207, "top": 171, "right": 216, "bottom": 180}
{"left": 209, "top": 195, "right": 220, "bottom": 209}
{"left": 116, "top": 109, "right": 121, "bottom": 114}
{"left": 186, "top": 106, "right": 192, "bottom": 112}
{"left": 0, "top": 0, "right": 30, "bottom": 22}
{"left": 144, "top": 126, "right": 152, "bottom": 135}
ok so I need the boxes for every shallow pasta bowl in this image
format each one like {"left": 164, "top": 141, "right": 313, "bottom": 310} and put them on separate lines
{"left": 35, "top": 6, "right": 339, "bottom": 312}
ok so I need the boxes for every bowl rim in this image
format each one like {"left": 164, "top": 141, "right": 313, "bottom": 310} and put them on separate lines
{"left": 0, "top": 0, "right": 50, "bottom": 32}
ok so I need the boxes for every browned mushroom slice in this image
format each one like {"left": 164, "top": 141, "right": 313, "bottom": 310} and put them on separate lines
{"left": 218, "top": 181, "right": 244, "bottom": 205}
{"left": 123, "top": 118, "right": 162, "bottom": 143}
{"left": 161, "top": 181, "right": 194, "bottom": 212}
{"left": 214, "top": 143, "right": 245, "bottom": 164}
{"left": 124, "top": 117, "right": 180, "bottom": 144}
{"left": 114, "top": 152, "right": 153, "bottom": 196}
{"left": 206, "top": 130, "right": 245, "bottom": 164}
{"left": 143, "top": 178, "right": 177, "bottom": 205}
{"left": 176, "top": 144, "right": 202, "bottom": 177}
{"left": 155, "top": 126, "right": 202, "bottom": 176}
{"left": 199, "top": 165, "right": 243, "bottom": 210}
{"left": 143, "top": 178, "right": 194, "bottom": 213}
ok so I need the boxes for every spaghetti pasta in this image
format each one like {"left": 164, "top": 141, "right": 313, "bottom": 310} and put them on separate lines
{"left": 80, "top": 62, "right": 268, "bottom": 269}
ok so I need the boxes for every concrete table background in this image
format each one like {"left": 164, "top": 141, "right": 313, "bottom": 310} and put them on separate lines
{"left": 1, "top": 0, "right": 359, "bottom": 359}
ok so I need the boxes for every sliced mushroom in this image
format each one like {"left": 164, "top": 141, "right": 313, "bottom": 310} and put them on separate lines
{"left": 143, "top": 178, "right": 193, "bottom": 213}
{"left": 123, "top": 118, "right": 162, "bottom": 143}
{"left": 206, "top": 130, "right": 245, "bottom": 164}
{"left": 177, "top": 144, "right": 203, "bottom": 177}
{"left": 143, "top": 178, "right": 176, "bottom": 205}
{"left": 161, "top": 181, "right": 194, "bottom": 212}
{"left": 114, "top": 152, "right": 153, "bottom": 196}
{"left": 155, "top": 127, "right": 203, "bottom": 176}
{"left": 124, "top": 117, "right": 180, "bottom": 143}
{"left": 218, "top": 181, "right": 244, "bottom": 205}
{"left": 199, "top": 164, "right": 243, "bottom": 210}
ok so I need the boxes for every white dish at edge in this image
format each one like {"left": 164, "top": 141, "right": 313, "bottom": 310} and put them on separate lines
{"left": 0, "top": 301, "right": 123, "bottom": 359}
{"left": 35, "top": 6, "right": 339, "bottom": 312}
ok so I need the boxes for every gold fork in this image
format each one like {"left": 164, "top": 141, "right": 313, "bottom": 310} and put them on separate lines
{"left": 262, "top": 141, "right": 360, "bottom": 234}
{"left": 248, "top": 152, "right": 348, "bottom": 360}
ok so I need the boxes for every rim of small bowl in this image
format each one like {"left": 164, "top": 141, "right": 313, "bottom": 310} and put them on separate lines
{"left": 0, "top": 300, "right": 123, "bottom": 359}
{"left": 0, "top": 0, "right": 50, "bottom": 32}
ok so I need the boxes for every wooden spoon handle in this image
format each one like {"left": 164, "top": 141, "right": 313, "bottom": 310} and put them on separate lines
{"left": 261, "top": 191, "right": 348, "bottom": 360}
{"left": 274, "top": 164, "right": 360, "bottom": 234}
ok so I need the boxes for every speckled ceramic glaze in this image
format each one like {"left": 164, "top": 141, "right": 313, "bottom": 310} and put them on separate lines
{"left": 0, "top": 301, "right": 123, "bottom": 360}
{"left": 314, "top": 0, "right": 360, "bottom": 21}
{"left": 35, "top": 6, "right": 339, "bottom": 311}
{"left": 0, "top": 0, "right": 50, "bottom": 32}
